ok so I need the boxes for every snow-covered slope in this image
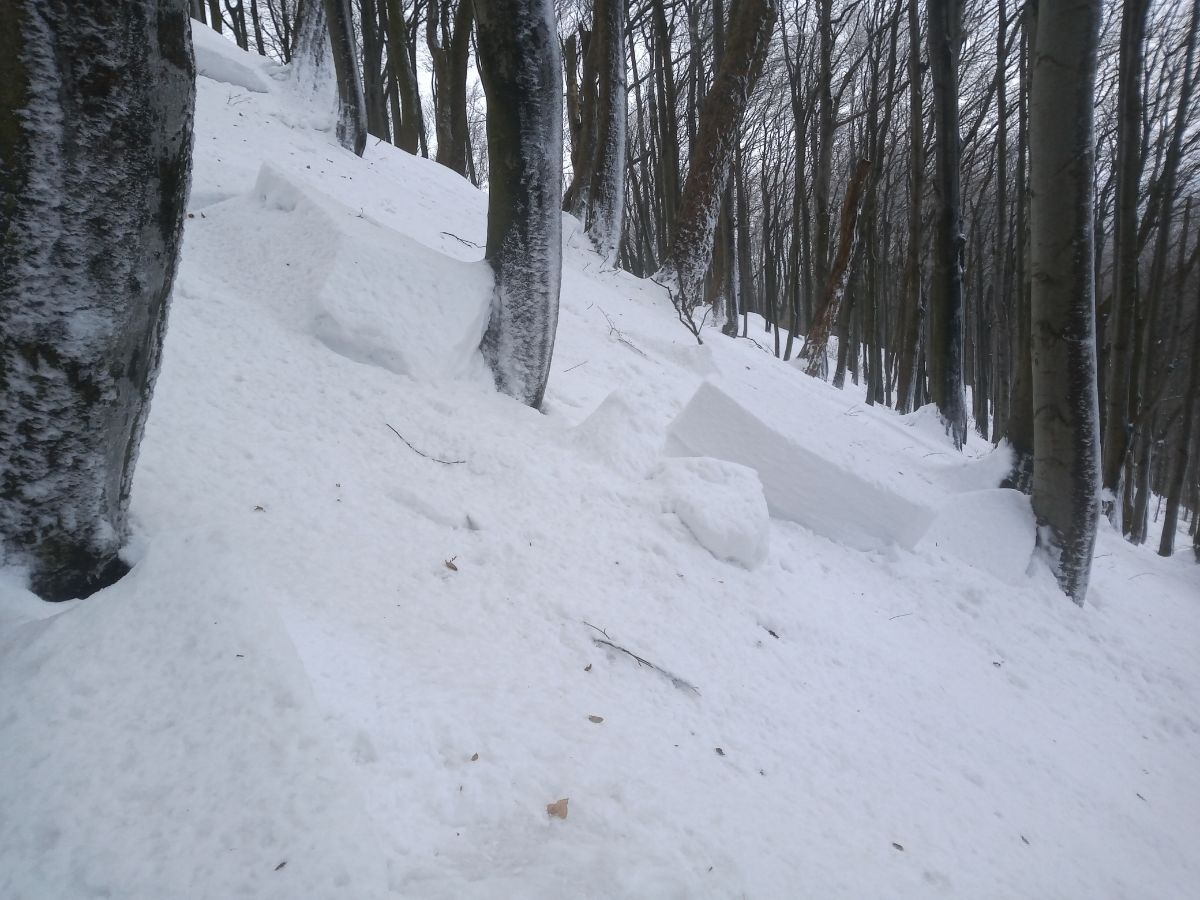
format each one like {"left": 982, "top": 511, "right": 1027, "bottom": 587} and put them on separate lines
{"left": 3, "top": 30, "right": 1199, "bottom": 900}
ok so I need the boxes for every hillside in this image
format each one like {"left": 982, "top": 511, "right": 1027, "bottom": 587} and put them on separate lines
{"left": 2, "top": 29, "right": 1199, "bottom": 900}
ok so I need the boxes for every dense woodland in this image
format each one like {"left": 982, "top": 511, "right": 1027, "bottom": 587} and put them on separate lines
{"left": 2, "top": 0, "right": 1198, "bottom": 606}
{"left": 193, "top": 0, "right": 1199, "bottom": 566}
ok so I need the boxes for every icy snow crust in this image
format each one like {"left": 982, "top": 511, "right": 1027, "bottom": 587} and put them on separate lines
{"left": 3, "top": 32, "right": 1200, "bottom": 900}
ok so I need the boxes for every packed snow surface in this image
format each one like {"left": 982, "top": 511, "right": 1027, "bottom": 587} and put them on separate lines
{"left": 3, "top": 31, "right": 1199, "bottom": 900}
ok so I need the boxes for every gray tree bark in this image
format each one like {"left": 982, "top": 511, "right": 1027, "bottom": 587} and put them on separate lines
{"left": 475, "top": 0, "right": 563, "bottom": 407}
{"left": 0, "top": 0, "right": 195, "bottom": 600}
{"left": 1028, "top": 0, "right": 1102, "bottom": 604}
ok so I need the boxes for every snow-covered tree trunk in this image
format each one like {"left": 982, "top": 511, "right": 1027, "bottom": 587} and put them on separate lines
{"left": 0, "top": 0, "right": 195, "bottom": 601}
{"left": 475, "top": 0, "right": 564, "bottom": 408}
{"left": 291, "top": 0, "right": 367, "bottom": 156}
{"left": 926, "top": 0, "right": 968, "bottom": 450}
{"left": 1028, "top": 0, "right": 1102, "bottom": 604}
{"left": 656, "top": 0, "right": 776, "bottom": 329}
{"left": 583, "top": 0, "right": 627, "bottom": 264}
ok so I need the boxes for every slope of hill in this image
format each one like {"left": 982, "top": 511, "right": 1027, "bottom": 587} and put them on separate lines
{"left": 2, "top": 29, "right": 1198, "bottom": 900}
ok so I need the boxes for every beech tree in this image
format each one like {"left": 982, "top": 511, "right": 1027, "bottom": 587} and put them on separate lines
{"left": 1028, "top": 0, "right": 1103, "bottom": 603}
{"left": 475, "top": 0, "right": 564, "bottom": 407}
{"left": 656, "top": 0, "right": 778, "bottom": 336}
{"left": 0, "top": 0, "right": 195, "bottom": 600}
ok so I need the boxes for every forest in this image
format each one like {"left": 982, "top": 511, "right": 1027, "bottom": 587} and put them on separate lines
{"left": 191, "top": 0, "right": 1200, "bottom": 584}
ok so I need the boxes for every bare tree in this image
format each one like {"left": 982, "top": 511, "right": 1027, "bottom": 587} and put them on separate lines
{"left": 0, "top": 0, "right": 195, "bottom": 600}
{"left": 1028, "top": 0, "right": 1103, "bottom": 603}
{"left": 475, "top": 0, "right": 564, "bottom": 406}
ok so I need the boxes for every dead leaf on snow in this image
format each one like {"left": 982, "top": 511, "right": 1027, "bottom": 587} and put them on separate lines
{"left": 588, "top": 715, "right": 603, "bottom": 724}
{"left": 444, "top": 557, "right": 458, "bottom": 571}
{"left": 546, "top": 798, "right": 569, "bottom": 819}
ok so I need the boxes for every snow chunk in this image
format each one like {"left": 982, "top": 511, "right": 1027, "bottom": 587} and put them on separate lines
{"left": 187, "top": 164, "right": 492, "bottom": 382}
{"left": 917, "top": 489, "right": 1036, "bottom": 583}
{"left": 654, "top": 457, "right": 769, "bottom": 568}
{"left": 571, "top": 391, "right": 664, "bottom": 477}
{"left": 666, "top": 378, "right": 938, "bottom": 550}
{"left": 191, "top": 23, "right": 274, "bottom": 93}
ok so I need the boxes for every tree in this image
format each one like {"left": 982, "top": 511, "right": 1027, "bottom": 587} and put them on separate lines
{"left": 0, "top": 0, "right": 195, "bottom": 601}
{"left": 657, "top": 0, "right": 777, "bottom": 335}
{"left": 1028, "top": 0, "right": 1103, "bottom": 603}
{"left": 563, "top": 0, "right": 627, "bottom": 264}
{"left": 291, "top": 0, "right": 367, "bottom": 156}
{"left": 428, "top": 0, "right": 474, "bottom": 176}
{"left": 926, "top": 0, "right": 967, "bottom": 448}
{"left": 475, "top": 0, "right": 564, "bottom": 407}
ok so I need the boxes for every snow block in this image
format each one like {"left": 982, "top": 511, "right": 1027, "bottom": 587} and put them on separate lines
{"left": 192, "top": 24, "right": 273, "bottom": 93}
{"left": 916, "top": 489, "right": 1035, "bottom": 582}
{"left": 188, "top": 164, "right": 493, "bottom": 382}
{"left": 666, "top": 379, "right": 938, "bottom": 550}
{"left": 572, "top": 391, "right": 665, "bottom": 478}
{"left": 654, "top": 457, "right": 770, "bottom": 568}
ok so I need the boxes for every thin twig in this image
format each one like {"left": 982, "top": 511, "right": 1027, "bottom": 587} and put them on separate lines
{"left": 385, "top": 423, "right": 465, "bottom": 465}
{"left": 563, "top": 360, "right": 588, "bottom": 373}
{"left": 597, "top": 307, "right": 649, "bottom": 358}
{"left": 582, "top": 621, "right": 699, "bottom": 694}
{"left": 441, "top": 231, "right": 482, "bottom": 248}
{"left": 888, "top": 612, "right": 913, "bottom": 620}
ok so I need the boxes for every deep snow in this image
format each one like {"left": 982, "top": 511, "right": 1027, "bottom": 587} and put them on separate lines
{"left": 2, "top": 28, "right": 1199, "bottom": 900}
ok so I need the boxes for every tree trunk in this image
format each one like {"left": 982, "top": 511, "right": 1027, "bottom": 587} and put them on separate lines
{"left": 926, "top": 0, "right": 968, "bottom": 448}
{"left": 895, "top": 0, "right": 923, "bottom": 412}
{"left": 1028, "top": 0, "right": 1102, "bottom": 604}
{"left": 475, "top": 0, "right": 563, "bottom": 407}
{"left": 0, "top": 0, "right": 195, "bottom": 601}
{"left": 584, "top": 0, "right": 627, "bottom": 263}
{"left": 657, "top": 0, "right": 777, "bottom": 330}
{"left": 429, "top": 0, "right": 473, "bottom": 177}
{"left": 383, "top": 0, "right": 423, "bottom": 154}
{"left": 1100, "top": 0, "right": 1152, "bottom": 522}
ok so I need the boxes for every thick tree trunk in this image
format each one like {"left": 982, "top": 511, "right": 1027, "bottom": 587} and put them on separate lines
{"left": 325, "top": 0, "right": 367, "bottom": 156}
{"left": 656, "top": 0, "right": 777, "bottom": 329}
{"left": 429, "top": 0, "right": 473, "bottom": 177}
{"left": 586, "top": 0, "right": 626, "bottom": 263}
{"left": 475, "top": 0, "right": 563, "bottom": 407}
{"left": 926, "top": 0, "right": 968, "bottom": 448}
{"left": 895, "top": 0, "right": 923, "bottom": 412}
{"left": 1028, "top": 0, "right": 1102, "bottom": 604}
{"left": 0, "top": 0, "right": 195, "bottom": 601}
{"left": 383, "top": 0, "right": 423, "bottom": 154}
{"left": 1100, "top": 0, "right": 1151, "bottom": 518}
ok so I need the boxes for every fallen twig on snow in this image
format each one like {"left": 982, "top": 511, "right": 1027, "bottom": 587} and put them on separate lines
{"left": 583, "top": 621, "right": 699, "bottom": 694}
{"left": 385, "top": 423, "right": 465, "bottom": 465}
{"left": 441, "top": 231, "right": 482, "bottom": 249}
{"left": 597, "top": 307, "right": 649, "bottom": 358}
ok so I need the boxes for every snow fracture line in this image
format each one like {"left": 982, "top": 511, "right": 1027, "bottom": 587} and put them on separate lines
{"left": 385, "top": 423, "right": 465, "bottom": 465}
{"left": 583, "top": 622, "right": 700, "bottom": 695}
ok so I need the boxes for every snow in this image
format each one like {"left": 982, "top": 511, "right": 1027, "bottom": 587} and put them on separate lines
{"left": 3, "top": 30, "right": 1200, "bottom": 900}
{"left": 653, "top": 457, "right": 770, "bottom": 568}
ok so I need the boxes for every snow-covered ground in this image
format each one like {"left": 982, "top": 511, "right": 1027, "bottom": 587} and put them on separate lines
{"left": 3, "top": 29, "right": 1199, "bottom": 900}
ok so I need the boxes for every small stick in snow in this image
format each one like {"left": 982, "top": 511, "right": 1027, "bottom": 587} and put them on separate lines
{"left": 597, "top": 307, "right": 649, "bottom": 359}
{"left": 582, "top": 621, "right": 699, "bottom": 694}
{"left": 440, "top": 231, "right": 483, "bottom": 249}
{"left": 385, "top": 423, "right": 465, "bottom": 465}
{"left": 563, "top": 360, "right": 588, "bottom": 373}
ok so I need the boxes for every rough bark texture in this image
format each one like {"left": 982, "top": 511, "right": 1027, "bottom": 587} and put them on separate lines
{"left": 475, "top": 0, "right": 563, "bottom": 408}
{"left": 926, "top": 0, "right": 968, "bottom": 449}
{"left": 384, "top": 0, "right": 423, "bottom": 154}
{"left": 324, "top": 0, "right": 367, "bottom": 156}
{"left": 802, "top": 158, "right": 872, "bottom": 376}
{"left": 583, "top": 0, "right": 627, "bottom": 263}
{"left": 1028, "top": 0, "right": 1102, "bottom": 604}
{"left": 657, "top": 0, "right": 776, "bottom": 321}
{"left": 429, "top": 0, "right": 474, "bottom": 177}
{"left": 1100, "top": 0, "right": 1150, "bottom": 515}
{"left": 0, "top": 0, "right": 195, "bottom": 600}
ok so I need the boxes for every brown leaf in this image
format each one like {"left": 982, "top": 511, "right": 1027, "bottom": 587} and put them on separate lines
{"left": 444, "top": 557, "right": 458, "bottom": 571}
{"left": 588, "top": 715, "right": 603, "bottom": 724}
{"left": 470, "top": 752, "right": 479, "bottom": 761}
{"left": 546, "top": 798, "right": 569, "bottom": 819}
